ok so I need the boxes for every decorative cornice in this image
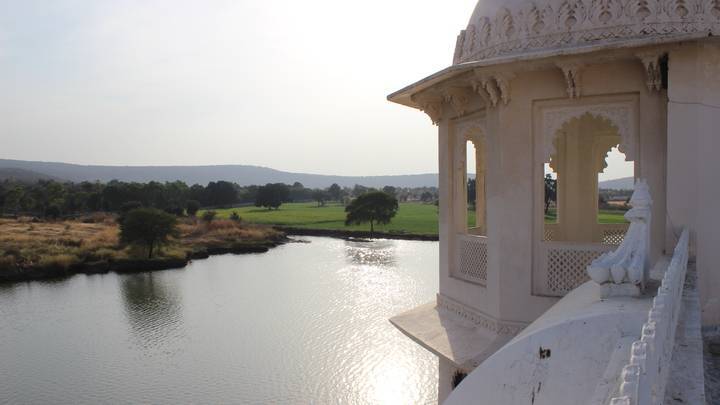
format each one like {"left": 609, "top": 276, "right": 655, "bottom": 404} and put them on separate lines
{"left": 436, "top": 294, "right": 528, "bottom": 336}
{"left": 454, "top": 0, "right": 720, "bottom": 64}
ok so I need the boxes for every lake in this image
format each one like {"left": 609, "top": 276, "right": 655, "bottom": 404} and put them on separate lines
{"left": 0, "top": 237, "right": 439, "bottom": 404}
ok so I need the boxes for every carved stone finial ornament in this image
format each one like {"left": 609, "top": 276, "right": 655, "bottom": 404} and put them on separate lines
{"left": 587, "top": 179, "right": 653, "bottom": 297}
{"left": 454, "top": 0, "right": 720, "bottom": 64}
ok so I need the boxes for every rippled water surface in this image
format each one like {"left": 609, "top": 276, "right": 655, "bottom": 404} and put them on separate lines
{"left": 0, "top": 237, "right": 439, "bottom": 404}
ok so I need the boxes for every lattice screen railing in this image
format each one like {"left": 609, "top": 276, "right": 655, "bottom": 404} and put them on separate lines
{"left": 456, "top": 234, "right": 488, "bottom": 286}
{"left": 535, "top": 242, "right": 615, "bottom": 296}
{"left": 600, "top": 223, "right": 629, "bottom": 245}
{"left": 542, "top": 223, "right": 628, "bottom": 245}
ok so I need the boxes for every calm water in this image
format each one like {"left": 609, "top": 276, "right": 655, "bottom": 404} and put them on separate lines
{"left": 0, "top": 237, "right": 439, "bottom": 404}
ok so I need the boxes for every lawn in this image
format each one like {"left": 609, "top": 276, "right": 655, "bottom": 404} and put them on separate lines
{"left": 544, "top": 209, "right": 628, "bottom": 224}
{"left": 206, "top": 202, "right": 440, "bottom": 235}
{"left": 205, "top": 203, "right": 628, "bottom": 236}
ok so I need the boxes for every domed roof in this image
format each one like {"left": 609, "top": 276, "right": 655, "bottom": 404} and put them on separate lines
{"left": 454, "top": 0, "right": 720, "bottom": 64}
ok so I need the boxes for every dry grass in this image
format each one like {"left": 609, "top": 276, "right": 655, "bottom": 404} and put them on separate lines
{"left": 0, "top": 218, "right": 122, "bottom": 269}
{"left": 0, "top": 217, "right": 282, "bottom": 273}
{"left": 177, "top": 219, "right": 282, "bottom": 249}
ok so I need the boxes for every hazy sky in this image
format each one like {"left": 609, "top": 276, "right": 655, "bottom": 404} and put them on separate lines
{"left": 0, "top": 0, "right": 632, "bottom": 179}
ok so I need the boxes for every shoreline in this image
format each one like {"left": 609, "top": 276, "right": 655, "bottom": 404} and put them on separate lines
{"left": 0, "top": 239, "right": 287, "bottom": 284}
{"left": 274, "top": 226, "right": 439, "bottom": 241}
{"left": 0, "top": 227, "right": 439, "bottom": 285}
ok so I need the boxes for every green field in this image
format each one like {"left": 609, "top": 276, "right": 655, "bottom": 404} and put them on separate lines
{"left": 204, "top": 203, "right": 628, "bottom": 236}
{"left": 545, "top": 209, "right": 628, "bottom": 224}
{"left": 207, "top": 202, "right": 440, "bottom": 235}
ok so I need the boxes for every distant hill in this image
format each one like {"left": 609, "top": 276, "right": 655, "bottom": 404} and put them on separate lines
{"left": 0, "top": 159, "right": 636, "bottom": 190}
{"left": 599, "top": 177, "right": 634, "bottom": 190}
{"left": 0, "top": 159, "right": 438, "bottom": 189}
{"left": 0, "top": 167, "right": 63, "bottom": 183}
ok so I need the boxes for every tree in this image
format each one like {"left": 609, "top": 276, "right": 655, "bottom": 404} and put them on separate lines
{"left": 205, "top": 181, "right": 238, "bottom": 207}
{"left": 382, "top": 186, "right": 397, "bottom": 196}
{"left": 467, "top": 178, "right": 476, "bottom": 207}
{"left": 255, "top": 183, "right": 290, "bottom": 210}
{"left": 352, "top": 184, "right": 369, "bottom": 197}
{"left": 544, "top": 174, "right": 557, "bottom": 214}
{"left": 312, "top": 189, "right": 328, "bottom": 207}
{"left": 345, "top": 191, "right": 399, "bottom": 235}
{"left": 186, "top": 200, "right": 201, "bottom": 217}
{"left": 328, "top": 183, "right": 342, "bottom": 201}
{"left": 44, "top": 204, "right": 61, "bottom": 219}
{"left": 120, "top": 208, "right": 178, "bottom": 259}
{"left": 420, "top": 191, "right": 435, "bottom": 203}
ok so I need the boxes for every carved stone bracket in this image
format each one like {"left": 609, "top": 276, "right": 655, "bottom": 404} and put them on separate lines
{"left": 542, "top": 101, "right": 637, "bottom": 163}
{"left": 556, "top": 62, "right": 584, "bottom": 99}
{"left": 637, "top": 52, "right": 665, "bottom": 92}
{"left": 412, "top": 93, "right": 444, "bottom": 125}
{"left": 473, "top": 71, "right": 514, "bottom": 108}
{"left": 442, "top": 86, "right": 473, "bottom": 117}
{"left": 587, "top": 180, "right": 652, "bottom": 297}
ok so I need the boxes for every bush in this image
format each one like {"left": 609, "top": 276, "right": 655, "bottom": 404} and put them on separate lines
{"left": 229, "top": 211, "right": 242, "bottom": 222}
{"left": 164, "top": 206, "right": 184, "bottom": 216}
{"left": 202, "top": 210, "right": 217, "bottom": 223}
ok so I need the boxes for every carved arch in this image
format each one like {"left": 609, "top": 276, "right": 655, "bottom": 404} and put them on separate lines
{"left": 542, "top": 102, "right": 637, "bottom": 163}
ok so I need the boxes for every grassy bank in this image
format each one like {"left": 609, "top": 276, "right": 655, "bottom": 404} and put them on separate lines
{"left": 207, "top": 202, "right": 441, "bottom": 235}
{"left": 544, "top": 208, "right": 628, "bottom": 224}
{"left": 0, "top": 216, "right": 284, "bottom": 283}
{"left": 206, "top": 202, "right": 628, "bottom": 236}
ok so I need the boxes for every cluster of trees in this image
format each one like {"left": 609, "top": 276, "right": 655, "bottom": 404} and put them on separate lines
{"left": 0, "top": 178, "right": 439, "bottom": 219}
{"left": 118, "top": 188, "right": 403, "bottom": 257}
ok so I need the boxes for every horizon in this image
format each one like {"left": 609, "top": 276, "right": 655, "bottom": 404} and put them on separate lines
{"left": 0, "top": 1, "right": 632, "bottom": 182}
{"left": 0, "top": 157, "right": 634, "bottom": 182}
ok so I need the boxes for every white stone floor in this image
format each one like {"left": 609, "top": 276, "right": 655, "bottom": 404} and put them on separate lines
{"left": 705, "top": 326, "right": 720, "bottom": 405}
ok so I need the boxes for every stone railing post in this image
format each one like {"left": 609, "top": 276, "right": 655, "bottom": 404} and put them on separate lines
{"left": 587, "top": 179, "right": 652, "bottom": 297}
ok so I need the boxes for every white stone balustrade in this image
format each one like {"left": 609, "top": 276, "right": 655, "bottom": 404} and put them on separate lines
{"left": 609, "top": 228, "right": 690, "bottom": 405}
{"left": 455, "top": 234, "right": 488, "bottom": 286}
{"left": 587, "top": 179, "right": 652, "bottom": 297}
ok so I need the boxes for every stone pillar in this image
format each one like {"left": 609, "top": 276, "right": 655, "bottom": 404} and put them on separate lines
{"left": 667, "top": 43, "right": 720, "bottom": 326}
{"left": 438, "top": 119, "right": 452, "bottom": 285}
{"left": 553, "top": 115, "right": 621, "bottom": 242}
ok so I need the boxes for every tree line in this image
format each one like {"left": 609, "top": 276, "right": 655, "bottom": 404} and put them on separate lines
{"left": 0, "top": 179, "right": 439, "bottom": 218}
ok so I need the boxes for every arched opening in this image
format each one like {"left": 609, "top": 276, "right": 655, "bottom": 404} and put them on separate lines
{"left": 463, "top": 136, "right": 486, "bottom": 236}
{"left": 542, "top": 113, "right": 633, "bottom": 244}
{"left": 597, "top": 146, "right": 633, "bottom": 244}
{"left": 453, "top": 124, "right": 489, "bottom": 286}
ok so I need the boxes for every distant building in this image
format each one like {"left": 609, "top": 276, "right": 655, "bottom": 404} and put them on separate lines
{"left": 388, "top": 0, "right": 717, "bottom": 403}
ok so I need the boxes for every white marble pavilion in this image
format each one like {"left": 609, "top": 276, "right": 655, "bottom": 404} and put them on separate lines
{"left": 388, "top": 0, "right": 719, "bottom": 403}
